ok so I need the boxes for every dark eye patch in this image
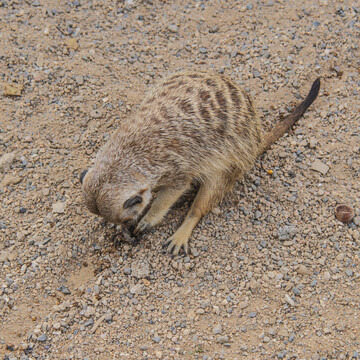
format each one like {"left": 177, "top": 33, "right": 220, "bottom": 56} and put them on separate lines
{"left": 80, "top": 169, "right": 88, "bottom": 184}
{"left": 123, "top": 195, "right": 142, "bottom": 209}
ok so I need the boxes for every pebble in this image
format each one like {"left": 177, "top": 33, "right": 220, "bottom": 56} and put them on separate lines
{"left": 293, "top": 287, "right": 301, "bottom": 296}
{"left": 213, "top": 324, "right": 222, "bottom": 334}
{"left": 209, "top": 25, "right": 219, "bottom": 33}
{"left": 37, "top": 334, "right": 47, "bottom": 342}
{"left": 152, "top": 336, "right": 161, "bottom": 343}
{"left": 58, "top": 286, "right": 71, "bottom": 295}
{"left": 253, "top": 70, "right": 261, "bottom": 78}
{"left": 75, "top": 75, "right": 84, "bottom": 85}
{"left": 345, "top": 269, "right": 353, "bottom": 277}
{"left": 84, "top": 319, "right": 94, "bottom": 327}
{"left": 52, "top": 202, "right": 66, "bottom": 214}
{"left": 277, "top": 225, "right": 297, "bottom": 241}
{"left": 0, "top": 152, "right": 15, "bottom": 172}
{"left": 167, "top": 24, "right": 178, "bottom": 33}
{"left": 297, "top": 264, "right": 309, "bottom": 275}
{"left": 0, "top": 174, "right": 21, "bottom": 188}
{"left": 217, "top": 335, "right": 229, "bottom": 344}
{"left": 90, "top": 109, "right": 103, "bottom": 118}
{"left": 285, "top": 294, "right": 295, "bottom": 307}
{"left": 131, "top": 260, "right": 150, "bottom": 278}
{"left": 311, "top": 159, "right": 330, "bottom": 175}
{"left": 130, "top": 283, "right": 144, "bottom": 294}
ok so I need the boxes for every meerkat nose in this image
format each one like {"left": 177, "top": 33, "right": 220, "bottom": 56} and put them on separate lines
{"left": 79, "top": 169, "right": 88, "bottom": 184}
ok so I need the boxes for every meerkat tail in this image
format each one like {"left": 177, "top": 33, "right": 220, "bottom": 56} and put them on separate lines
{"left": 260, "top": 77, "right": 321, "bottom": 154}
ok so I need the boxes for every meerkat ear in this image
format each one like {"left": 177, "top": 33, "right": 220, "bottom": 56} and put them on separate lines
{"left": 79, "top": 169, "right": 88, "bottom": 184}
{"left": 123, "top": 195, "right": 143, "bottom": 209}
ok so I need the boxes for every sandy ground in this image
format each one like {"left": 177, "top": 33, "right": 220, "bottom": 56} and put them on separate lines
{"left": 0, "top": 0, "right": 359, "bottom": 359}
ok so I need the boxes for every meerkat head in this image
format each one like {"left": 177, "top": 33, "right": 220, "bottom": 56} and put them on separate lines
{"left": 80, "top": 167, "right": 152, "bottom": 228}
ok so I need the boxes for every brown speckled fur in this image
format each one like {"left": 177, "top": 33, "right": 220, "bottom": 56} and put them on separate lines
{"left": 81, "top": 71, "right": 320, "bottom": 255}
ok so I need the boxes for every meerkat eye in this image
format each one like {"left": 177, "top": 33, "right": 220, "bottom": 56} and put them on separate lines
{"left": 123, "top": 195, "right": 142, "bottom": 209}
{"left": 80, "top": 169, "right": 88, "bottom": 184}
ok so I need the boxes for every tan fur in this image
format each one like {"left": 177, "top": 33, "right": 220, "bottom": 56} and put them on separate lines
{"left": 81, "top": 71, "right": 319, "bottom": 255}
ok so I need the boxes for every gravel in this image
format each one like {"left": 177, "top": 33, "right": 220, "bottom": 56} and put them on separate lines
{"left": 1, "top": 0, "right": 359, "bottom": 359}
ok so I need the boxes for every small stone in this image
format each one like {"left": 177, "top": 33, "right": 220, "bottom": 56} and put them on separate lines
{"left": 354, "top": 216, "right": 360, "bottom": 226}
{"left": 130, "top": 283, "right": 144, "bottom": 295}
{"left": 209, "top": 25, "right": 219, "bottom": 33}
{"left": 309, "top": 139, "right": 317, "bottom": 148}
{"left": 217, "top": 335, "right": 229, "bottom": 344}
{"left": 263, "top": 336, "right": 271, "bottom": 343}
{"left": 167, "top": 24, "right": 178, "bottom": 33}
{"left": 248, "top": 312, "right": 257, "bottom": 318}
{"left": 285, "top": 294, "right": 295, "bottom": 307}
{"left": 277, "top": 225, "right": 297, "bottom": 241}
{"left": 37, "top": 334, "right": 47, "bottom": 342}
{"left": 75, "top": 75, "right": 84, "bottom": 85}
{"left": 213, "top": 325, "right": 222, "bottom": 334}
{"left": 155, "top": 351, "right": 163, "bottom": 359}
{"left": 0, "top": 153, "right": 15, "bottom": 173}
{"left": 335, "top": 204, "right": 354, "bottom": 223}
{"left": 65, "top": 38, "right": 79, "bottom": 50}
{"left": 345, "top": 269, "right": 353, "bottom": 277}
{"left": 131, "top": 260, "right": 150, "bottom": 278}
{"left": 90, "top": 109, "right": 103, "bottom": 118}
{"left": 311, "top": 159, "right": 329, "bottom": 175}
{"left": 297, "top": 264, "right": 309, "bottom": 275}
{"left": 52, "top": 201, "right": 66, "bottom": 214}
{"left": 0, "top": 174, "right": 21, "bottom": 188}
{"left": 293, "top": 287, "right": 301, "bottom": 296}
{"left": 152, "top": 335, "right": 161, "bottom": 343}
{"left": 84, "top": 318, "right": 94, "bottom": 327}
{"left": 323, "top": 271, "right": 331, "bottom": 281}
{"left": 57, "top": 286, "right": 71, "bottom": 295}
{"left": 239, "top": 301, "right": 249, "bottom": 309}
{"left": 123, "top": 268, "right": 131, "bottom": 275}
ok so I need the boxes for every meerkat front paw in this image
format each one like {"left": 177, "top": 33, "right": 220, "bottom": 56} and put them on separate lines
{"left": 164, "top": 232, "right": 189, "bottom": 256}
{"left": 133, "top": 217, "right": 153, "bottom": 235}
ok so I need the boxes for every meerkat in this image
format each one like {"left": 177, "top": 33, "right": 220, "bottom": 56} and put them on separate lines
{"left": 80, "top": 71, "right": 320, "bottom": 255}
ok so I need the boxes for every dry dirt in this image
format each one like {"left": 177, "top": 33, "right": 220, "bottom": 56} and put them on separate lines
{"left": 1, "top": 1, "right": 360, "bottom": 359}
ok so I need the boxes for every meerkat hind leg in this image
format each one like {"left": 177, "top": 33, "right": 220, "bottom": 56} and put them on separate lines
{"left": 134, "top": 183, "right": 190, "bottom": 235}
{"left": 165, "top": 174, "right": 234, "bottom": 255}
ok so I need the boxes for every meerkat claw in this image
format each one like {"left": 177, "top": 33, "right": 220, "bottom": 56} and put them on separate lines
{"left": 164, "top": 235, "right": 189, "bottom": 256}
{"left": 133, "top": 220, "right": 151, "bottom": 236}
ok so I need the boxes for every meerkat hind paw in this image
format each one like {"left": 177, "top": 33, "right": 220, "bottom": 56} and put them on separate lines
{"left": 164, "top": 234, "right": 189, "bottom": 256}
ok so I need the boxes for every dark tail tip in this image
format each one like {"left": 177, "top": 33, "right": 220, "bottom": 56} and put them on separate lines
{"left": 302, "top": 77, "right": 320, "bottom": 111}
